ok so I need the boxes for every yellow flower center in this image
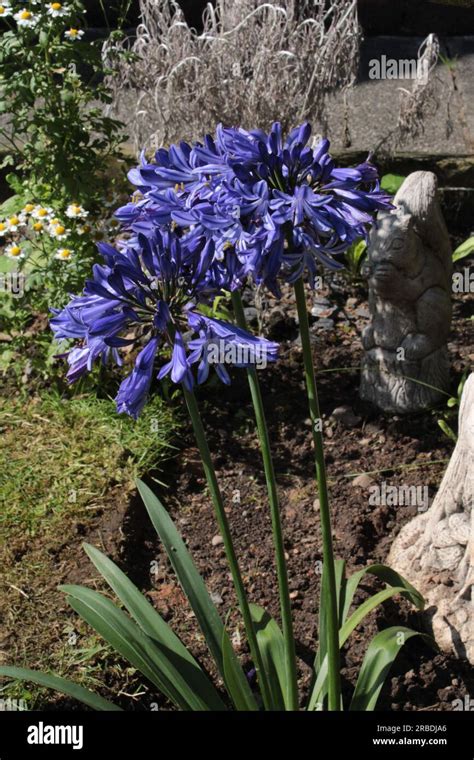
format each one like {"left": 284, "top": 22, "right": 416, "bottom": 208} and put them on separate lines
{"left": 20, "top": 10, "right": 31, "bottom": 20}
{"left": 33, "top": 222, "right": 43, "bottom": 231}
{"left": 51, "top": 2, "right": 62, "bottom": 9}
{"left": 0, "top": 223, "right": 6, "bottom": 231}
{"left": 68, "top": 29, "right": 79, "bottom": 36}
{"left": 0, "top": 8, "right": 6, "bottom": 15}
{"left": 9, "top": 216, "right": 19, "bottom": 225}
{"left": 23, "top": 204, "right": 34, "bottom": 213}
{"left": 10, "top": 246, "right": 21, "bottom": 256}
{"left": 37, "top": 208, "right": 48, "bottom": 217}
{"left": 59, "top": 249, "right": 71, "bottom": 258}
{"left": 55, "top": 225, "right": 66, "bottom": 235}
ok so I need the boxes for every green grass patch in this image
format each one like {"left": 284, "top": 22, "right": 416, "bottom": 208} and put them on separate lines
{"left": 0, "top": 389, "right": 178, "bottom": 708}
{"left": 0, "top": 391, "right": 178, "bottom": 539}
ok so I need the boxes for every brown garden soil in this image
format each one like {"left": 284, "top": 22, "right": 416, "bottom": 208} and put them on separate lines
{"left": 0, "top": 275, "right": 473, "bottom": 712}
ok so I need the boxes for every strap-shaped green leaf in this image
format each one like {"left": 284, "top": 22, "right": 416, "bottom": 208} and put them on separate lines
{"left": 250, "top": 603, "right": 287, "bottom": 710}
{"left": 350, "top": 627, "right": 431, "bottom": 711}
{"left": 308, "top": 564, "right": 424, "bottom": 710}
{"left": 82, "top": 543, "right": 226, "bottom": 711}
{"left": 308, "top": 585, "right": 417, "bottom": 709}
{"left": 453, "top": 236, "right": 474, "bottom": 262}
{"left": 0, "top": 666, "right": 121, "bottom": 711}
{"left": 341, "top": 564, "right": 424, "bottom": 626}
{"left": 137, "top": 479, "right": 258, "bottom": 711}
{"left": 61, "top": 584, "right": 215, "bottom": 711}
{"left": 221, "top": 632, "right": 256, "bottom": 711}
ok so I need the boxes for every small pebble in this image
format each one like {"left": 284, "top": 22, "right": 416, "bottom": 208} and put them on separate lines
{"left": 352, "top": 473, "right": 374, "bottom": 488}
{"left": 211, "top": 534, "right": 224, "bottom": 546}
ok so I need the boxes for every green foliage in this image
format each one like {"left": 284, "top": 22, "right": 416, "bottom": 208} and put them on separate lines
{"left": 343, "top": 238, "right": 367, "bottom": 279}
{"left": 250, "top": 604, "right": 288, "bottom": 710}
{"left": 452, "top": 236, "right": 474, "bottom": 263}
{"left": 0, "top": 484, "right": 427, "bottom": 711}
{"left": 139, "top": 481, "right": 258, "bottom": 711}
{"left": 0, "top": 1, "right": 129, "bottom": 378}
{"left": 0, "top": 1, "right": 124, "bottom": 206}
{"left": 380, "top": 173, "right": 406, "bottom": 195}
{"left": 198, "top": 293, "right": 233, "bottom": 322}
{"left": 0, "top": 392, "right": 176, "bottom": 538}
{"left": 437, "top": 372, "right": 467, "bottom": 442}
{"left": 308, "top": 560, "right": 426, "bottom": 710}
{"left": 349, "top": 627, "right": 430, "bottom": 711}
{"left": 0, "top": 666, "right": 120, "bottom": 711}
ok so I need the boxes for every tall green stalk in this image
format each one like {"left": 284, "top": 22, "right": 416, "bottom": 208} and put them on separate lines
{"left": 182, "top": 386, "right": 273, "bottom": 710}
{"left": 293, "top": 277, "right": 341, "bottom": 711}
{"left": 231, "top": 291, "right": 299, "bottom": 711}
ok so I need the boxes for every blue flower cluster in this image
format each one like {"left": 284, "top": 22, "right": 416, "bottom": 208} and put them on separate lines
{"left": 117, "top": 122, "right": 391, "bottom": 293}
{"left": 51, "top": 122, "right": 391, "bottom": 417}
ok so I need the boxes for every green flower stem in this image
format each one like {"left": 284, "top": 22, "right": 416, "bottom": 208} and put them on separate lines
{"left": 231, "top": 291, "right": 299, "bottom": 711}
{"left": 182, "top": 385, "right": 273, "bottom": 710}
{"left": 293, "top": 277, "right": 341, "bottom": 711}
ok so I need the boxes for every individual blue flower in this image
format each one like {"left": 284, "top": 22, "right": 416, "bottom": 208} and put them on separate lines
{"left": 116, "top": 337, "right": 159, "bottom": 419}
{"left": 157, "top": 329, "right": 194, "bottom": 390}
{"left": 187, "top": 312, "right": 279, "bottom": 385}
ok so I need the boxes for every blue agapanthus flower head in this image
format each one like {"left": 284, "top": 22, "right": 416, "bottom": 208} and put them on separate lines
{"left": 51, "top": 229, "right": 278, "bottom": 418}
{"left": 115, "top": 122, "right": 392, "bottom": 295}
{"left": 51, "top": 121, "right": 391, "bottom": 416}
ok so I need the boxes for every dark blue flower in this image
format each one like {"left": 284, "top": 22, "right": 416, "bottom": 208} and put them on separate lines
{"left": 116, "top": 122, "right": 392, "bottom": 291}
{"left": 51, "top": 228, "right": 278, "bottom": 417}
{"left": 116, "top": 337, "right": 159, "bottom": 419}
{"left": 187, "top": 312, "right": 279, "bottom": 385}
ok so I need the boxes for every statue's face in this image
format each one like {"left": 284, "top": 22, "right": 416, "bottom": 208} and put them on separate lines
{"left": 363, "top": 209, "right": 424, "bottom": 294}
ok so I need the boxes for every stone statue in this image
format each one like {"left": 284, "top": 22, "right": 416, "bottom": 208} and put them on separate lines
{"left": 388, "top": 374, "right": 474, "bottom": 662}
{"left": 360, "top": 171, "right": 452, "bottom": 413}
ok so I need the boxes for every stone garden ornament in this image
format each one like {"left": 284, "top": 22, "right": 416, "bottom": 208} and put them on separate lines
{"left": 360, "top": 171, "right": 452, "bottom": 413}
{"left": 389, "top": 373, "right": 474, "bottom": 664}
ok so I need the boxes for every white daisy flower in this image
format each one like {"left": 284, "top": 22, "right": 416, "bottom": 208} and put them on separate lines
{"left": 31, "top": 205, "right": 53, "bottom": 221}
{"left": 0, "top": 3, "right": 12, "bottom": 18}
{"left": 48, "top": 222, "right": 69, "bottom": 240}
{"left": 47, "top": 2, "right": 68, "bottom": 17}
{"left": 7, "top": 215, "right": 26, "bottom": 232}
{"left": 14, "top": 8, "right": 39, "bottom": 27}
{"left": 32, "top": 221, "right": 45, "bottom": 233}
{"left": 64, "top": 28, "right": 84, "bottom": 41}
{"left": 0, "top": 221, "right": 8, "bottom": 237}
{"left": 5, "top": 244, "right": 24, "bottom": 260}
{"left": 55, "top": 247, "right": 73, "bottom": 261}
{"left": 66, "top": 203, "right": 88, "bottom": 219}
{"left": 76, "top": 224, "right": 91, "bottom": 235}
